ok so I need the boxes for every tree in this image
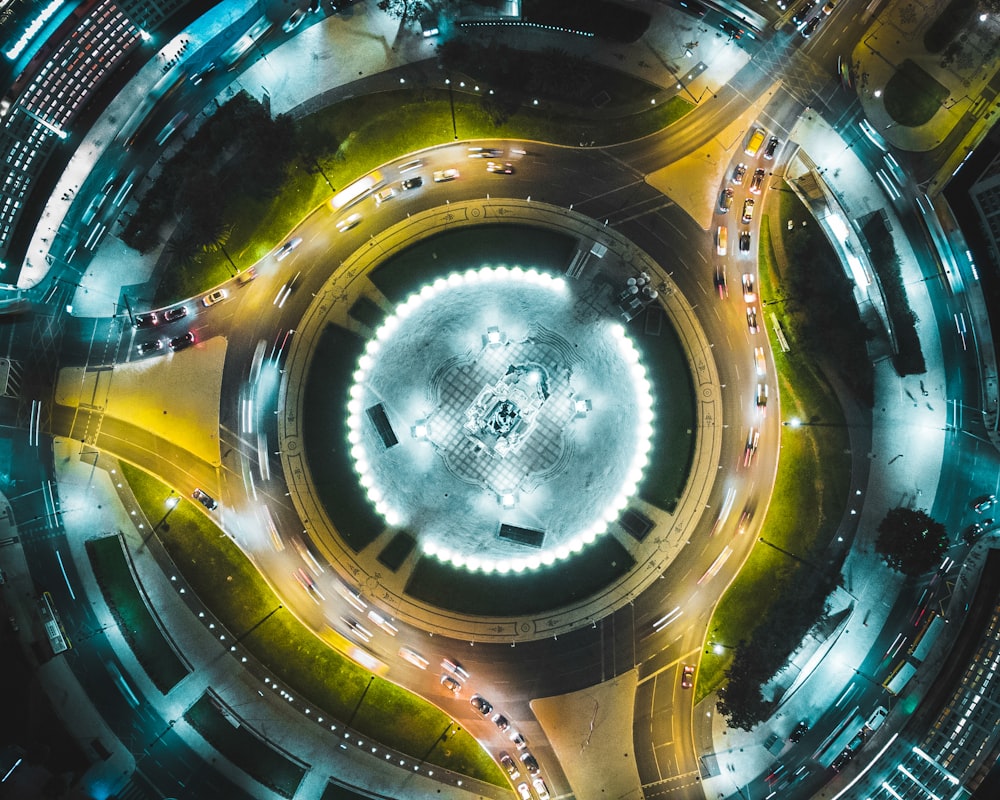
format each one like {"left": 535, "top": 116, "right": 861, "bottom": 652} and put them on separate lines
{"left": 875, "top": 507, "right": 948, "bottom": 576}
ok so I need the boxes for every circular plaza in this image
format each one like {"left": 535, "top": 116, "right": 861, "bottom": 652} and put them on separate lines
{"left": 279, "top": 199, "right": 724, "bottom": 639}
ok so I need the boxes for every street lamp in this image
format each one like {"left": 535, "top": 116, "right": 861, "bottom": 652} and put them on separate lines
{"left": 155, "top": 493, "right": 180, "bottom": 532}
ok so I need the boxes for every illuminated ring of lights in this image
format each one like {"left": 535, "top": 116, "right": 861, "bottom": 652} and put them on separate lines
{"left": 345, "top": 266, "right": 655, "bottom": 574}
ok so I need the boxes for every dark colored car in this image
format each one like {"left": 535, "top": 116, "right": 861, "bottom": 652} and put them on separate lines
{"left": 801, "top": 15, "right": 821, "bottom": 37}
{"left": 401, "top": 176, "right": 423, "bottom": 190}
{"left": 732, "top": 163, "right": 747, "bottom": 184}
{"left": 169, "top": 331, "right": 195, "bottom": 351}
{"left": 163, "top": 306, "right": 188, "bottom": 322}
{"left": 136, "top": 339, "right": 162, "bottom": 356}
{"left": 470, "top": 694, "right": 493, "bottom": 715}
{"left": 719, "top": 187, "right": 734, "bottom": 212}
{"left": 192, "top": 488, "right": 218, "bottom": 510}
{"left": 681, "top": 664, "right": 695, "bottom": 688}
{"left": 750, "top": 168, "right": 765, "bottom": 194}
{"left": 133, "top": 312, "right": 158, "bottom": 329}
{"left": 764, "top": 136, "right": 780, "bottom": 160}
{"left": 499, "top": 751, "right": 520, "bottom": 780}
{"left": 740, "top": 231, "right": 752, "bottom": 252}
{"left": 792, "top": 0, "right": 817, "bottom": 24}
{"left": 789, "top": 720, "right": 809, "bottom": 742}
{"left": 486, "top": 161, "right": 514, "bottom": 174}
{"left": 519, "top": 752, "right": 540, "bottom": 775}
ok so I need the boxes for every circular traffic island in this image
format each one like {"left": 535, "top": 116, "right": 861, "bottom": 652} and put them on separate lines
{"left": 281, "top": 201, "right": 719, "bottom": 639}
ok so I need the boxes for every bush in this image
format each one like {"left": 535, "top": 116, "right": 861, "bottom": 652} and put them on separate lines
{"left": 861, "top": 215, "right": 926, "bottom": 375}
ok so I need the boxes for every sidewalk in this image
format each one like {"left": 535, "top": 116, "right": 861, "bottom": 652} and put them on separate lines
{"left": 41, "top": 437, "right": 502, "bottom": 800}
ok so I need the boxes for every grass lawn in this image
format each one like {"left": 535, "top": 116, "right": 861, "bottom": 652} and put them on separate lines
{"left": 119, "top": 463, "right": 507, "bottom": 787}
{"left": 175, "top": 88, "right": 691, "bottom": 303}
{"left": 884, "top": 59, "right": 949, "bottom": 127}
{"left": 696, "top": 213, "right": 852, "bottom": 697}
{"left": 86, "top": 534, "right": 190, "bottom": 693}
{"left": 185, "top": 692, "right": 306, "bottom": 799}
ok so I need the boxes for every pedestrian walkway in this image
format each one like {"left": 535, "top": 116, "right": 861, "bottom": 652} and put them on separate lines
{"left": 853, "top": 0, "right": 1000, "bottom": 184}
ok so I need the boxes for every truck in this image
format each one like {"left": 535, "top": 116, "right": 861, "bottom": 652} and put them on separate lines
{"left": 884, "top": 661, "right": 917, "bottom": 696}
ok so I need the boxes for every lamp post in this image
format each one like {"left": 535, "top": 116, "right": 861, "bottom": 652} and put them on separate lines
{"left": 141, "top": 492, "right": 178, "bottom": 549}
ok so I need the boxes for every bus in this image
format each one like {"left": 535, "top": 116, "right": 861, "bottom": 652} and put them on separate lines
{"left": 115, "top": 68, "right": 188, "bottom": 149}
{"left": 219, "top": 17, "right": 273, "bottom": 70}
{"left": 39, "top": 591, "right": 71, "bottom": 655}
{"left": 329, "top": 171, "right": 385, "bottom": 211}
{"left": 910, "top": 614, "right": 945, "bottom": 664}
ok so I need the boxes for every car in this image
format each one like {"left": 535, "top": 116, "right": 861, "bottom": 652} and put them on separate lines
{"left": 755, "top": 346, "right": 766, "bottom": 376}
{"left": 745, "top": 127, "right": 766, "bottom": 157}
{"left": 720, "top": 20, "right": 744, "bottom": 39}
{"left": 191, "top": 488, "right": 217, "bottom": 510}
{"left": 136, "top": 339, "right": 162, "bottom": 355}
{"left": 399, "top": 159, "right": 423, "bottom": 172}
{"left": 442, "top": 658, "right": 470, "bottom": 679}
{"left": 764, "top": 136, "right": 780, "bottom": 160}
{"left": 738, "top": 504, "right": 754, "bottom": 534}
{"left": 190, "top": 63, "right": 216, "bottom": 85}
{"left": 789, "top": 720, "right": 809, "bottom": 742}
{"left": 486, "top": 161, "right": 515, "bottom": 174}
{"left": 532, "top": 778, "right": 551, "bottom": 800}
{"left": 681, "top": 664, "right": 695, "bottom": 688}
{"left": 741, "top": 198, "right": 755, "bottom": 223}
{"left": 822, "top": 0, "right": 836, "bottom": 12}
{"left": 746, "top": 306, "right": 759, "bottom": 334}
{"left": 716, "top": 226, "right": 727, "bottom": 256}
{"left": 792, "top": 0, "right": 817, "bottom": 23}
{"left": 282, "top": 8, "right": 307, "bottom": 32}
{"left": 714, "top": 266, "right": 727, "bottom": 299}
{"left": 509, "top": 730, "right": 528, "bottom": 750}
{"left": 739, "top": 231, "right": 752, "bottom": 252}
{"left": 801, "top": 15, "right": 821, "bottom": 37}
{"left": 367, "top": 609, "right": 398, "bottom": 636}
{"left": 275, "top": 237, "right": 303, "bottom": 261}
{"left": 342, "top": 617, "right": 373, "bottom": 643}
{"left": 336, "top": 212, "right": 362, "bottom": 232}
{"left": 398, "top": 647, "right": 429, "bottom": 669}
{"left": 973, "top": 494, "right": 996, "bottom": 513}
{"left": 742, "top": 273, "right": 756, "bottom": 302}
{"left": 169, "top": 331, "right": 195, "bottom": 351}
{"left": 202, "top": 289, "right": 226, "bottom": 307}
{"left": 743, "top": 428, "right": 760, "bottom": 466}
{"left": 334, "top": 581, "right": 366, "bottom": 611}
{"left": 719, "top": 187, "right": 734, "bottom": 212}
{"left": 133, "top": 312, "right": 158, "bottom": 329}
{"left": 470, "top": 694, "right": 493, "bottom": 715}
{"left": 163, "top": 305, "right": 188, "bottom": 322}
{"left": 766, "top": 763, "right": 786, "bottom": 786}
{"left": 492, "top": 712, "right": 510, "bottom": 731}
{"left": 756, "top": 383, "right": 768, "bottom": 413}
{"left": 468, "top": 147, "right": 502, "bottom": 158}
{"left": 750, "top": 167, "right": 765, "bottom": 194}
{"left": 374, "top": 187, "right": 396, "bottom": 205}
{"left": 401, "top": 176, "right": 423, "bottom": 191}
{"left": 964, "top": 522, "right": 986, "bottom": 543}
{"left": 516, "top": 783, "right": 532, "bottom": 800}
{"left": 433, "top": 168, "right": 460, "bottom": 182}
{"left": 830, "top": 747, "right": 854, "bottom": 772}
{"left": 236, "top": 266, "right": 257, "bottom": 284}
{"left": 732, "top": 162, "right": 747, "bottom": 184}
{"left": 520, "top": 752, "right": 540, "bottom": 775}
{"left": 499, "top": 752, "right": 520, "bottom": 780}
{"left": 440, "top": 674, "right": 461, "bottom": 694}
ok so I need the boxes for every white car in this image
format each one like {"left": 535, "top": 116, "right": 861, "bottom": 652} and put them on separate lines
{"left": 202, "top": 289, "right": 226, "bottom": 307}
{"left": 754, "top": 346, "right": 767, "bottom": 376}
{"left": 336, "top": 213, "right": 362, "bottom": 232}
{"left": 399, "top": 647, "right": 429, "bottom": 669}
{"left": 433, "top": 168, "right": 460, "bottom": 182}
{"left": 716, "top": 226, "right": 727, "bottom": 256}
{"left": 374, "top": 187, "right": 396, "bottom": 205}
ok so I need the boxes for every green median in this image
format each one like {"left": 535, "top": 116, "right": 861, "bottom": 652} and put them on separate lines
{"left": 119, "top": 463, "right": 507, "bottom": 789}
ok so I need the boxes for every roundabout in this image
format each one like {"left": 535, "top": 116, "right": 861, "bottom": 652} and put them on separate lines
{"left": 279, "top": 198, "right": 723, "bottom": 638}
